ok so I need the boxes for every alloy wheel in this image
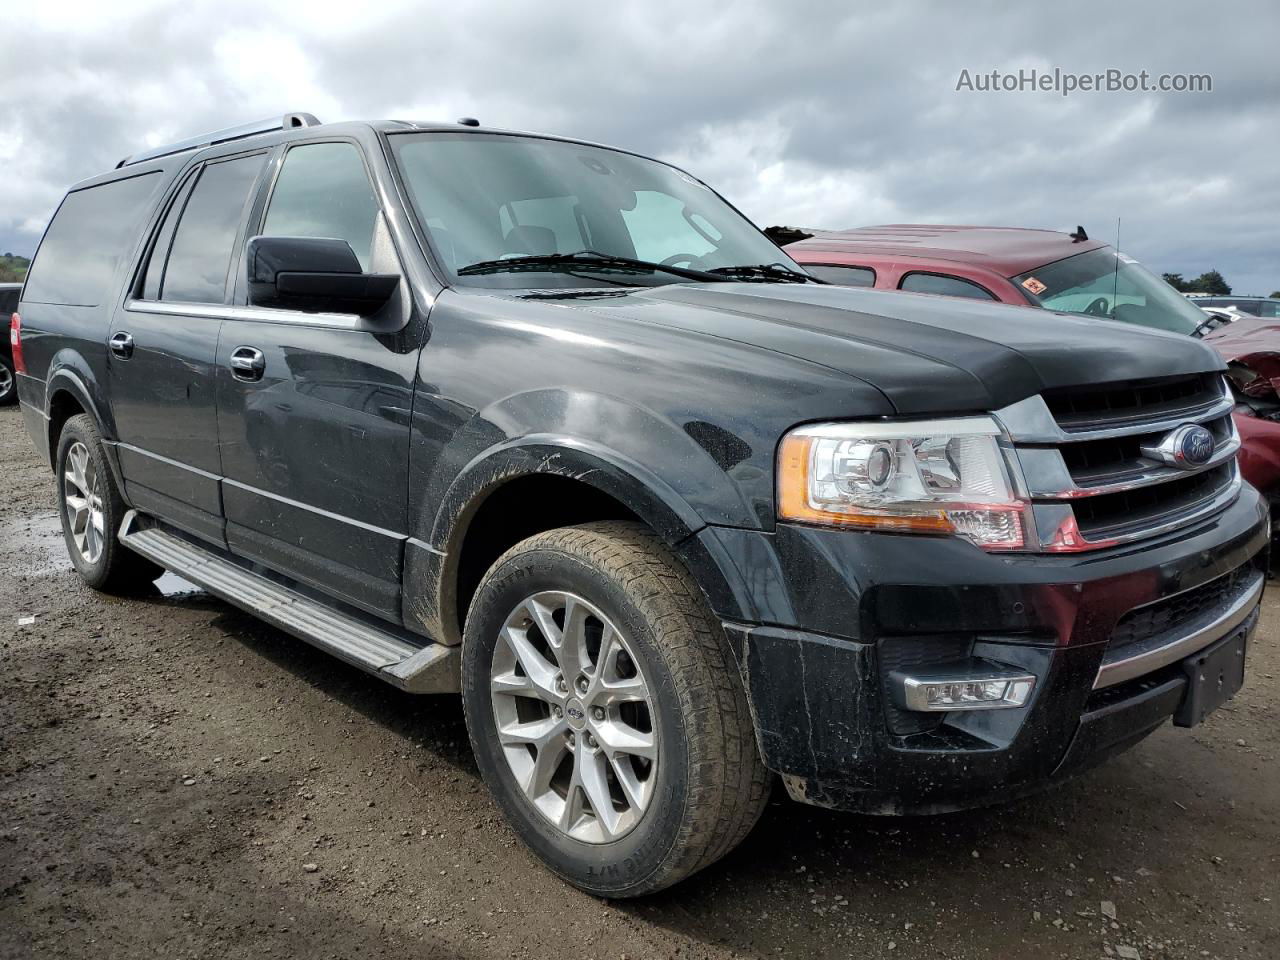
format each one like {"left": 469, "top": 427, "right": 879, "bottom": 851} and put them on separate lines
{"left": 63, "top": 441, "right": 106, "bottom": 565}
{"left": 489, "top": 591, "right": 658, "bottom": 843}
{"left": 0, "top": 364, "right": 13, "bottom": 401}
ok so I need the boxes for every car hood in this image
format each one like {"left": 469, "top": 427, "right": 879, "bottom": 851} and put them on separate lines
{"left": 1204, "top": 316, "right": 1280, "bottom": 400}
{"left": 547, "top": 283, "right": 1225, "bottom": 415}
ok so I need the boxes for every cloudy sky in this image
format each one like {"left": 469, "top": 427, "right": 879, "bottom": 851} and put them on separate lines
{"left": 2, "top": 0, "right": 1277, "bottom": 293}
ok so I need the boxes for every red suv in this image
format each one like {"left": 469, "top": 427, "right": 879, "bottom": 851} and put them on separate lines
{"left": 784, "top": 225, "right": 1280, "bottom": 518}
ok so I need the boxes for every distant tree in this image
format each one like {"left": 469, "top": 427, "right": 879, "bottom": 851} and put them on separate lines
{"left": 1270, "top": 290, "right": 1280, "bottom": 299}
{"left": 1191, "top": 269, "right": 1231, "bottom": 296}
{"left": 1162, "top": 272, "right": 1190, "bottom": 291}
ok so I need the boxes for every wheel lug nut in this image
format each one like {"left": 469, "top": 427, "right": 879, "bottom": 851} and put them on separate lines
{"left": 586, "top": 734, "right": 598, "bottom": 749}
{"left": 566, "top": 732, "right": 575, "bottom": 745}
{"left": 576, "top": 677, "right": 589, "bottom": 694}
{"left": 592, "top": 707, "right": 605, "bottom": 721}
{"left": 553, "top": 706, "right": 563, "bottom": 719}
{"left": 555, "top": 677, "right": 567, "bottom": 693}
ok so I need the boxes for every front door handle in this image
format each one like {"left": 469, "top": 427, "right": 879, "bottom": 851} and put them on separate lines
{"left": 109, "top": 331, "right": 134, "bottom": 360}
{"left": 229, "top": 346, "right": 266, "bottom": 382}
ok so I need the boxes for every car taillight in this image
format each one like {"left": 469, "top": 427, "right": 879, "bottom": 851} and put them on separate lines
{"left": 10, "top": 312, "right": 25, "bottom": 374}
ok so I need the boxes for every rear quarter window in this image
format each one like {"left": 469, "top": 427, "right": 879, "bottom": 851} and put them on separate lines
{"left": 804, "top": 264, "right": 876, "bottom": 286}
{"left": 22, "top": 172, "right": 163, "bottom": 307}
{"left": 899, "top": 271, "right": 995, "bottom": 300}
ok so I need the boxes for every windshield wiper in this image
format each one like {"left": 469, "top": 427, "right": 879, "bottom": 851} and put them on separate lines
{"left": 707, "top": 263, "right": 826, "bottom": 283}
{"left": 456, "top": 250, "right": 729, "bottom": 283}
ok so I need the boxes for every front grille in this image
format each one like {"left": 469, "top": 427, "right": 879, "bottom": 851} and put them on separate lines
{"left": 998, "top": 373, "right": 1239, "bottom": 551}
{"left": 1043, "top": 373, "right": 1223, "bottom": 430}
{"left": 1109, "top": 562, "right": 1258, "bottom": 654}
{"left": 1059, "top": 414, "right": 1234, "bottom": 485}
{"left": 1071, "top": 463, "right": 1233, "bottom": 538}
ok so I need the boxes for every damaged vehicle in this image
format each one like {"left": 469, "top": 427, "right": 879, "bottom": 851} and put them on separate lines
{"left": 783, "top": 224, "right": 1280, "bottom": 529}
{"left": 11, "top": 116, "right": 1269, "bottom": 896}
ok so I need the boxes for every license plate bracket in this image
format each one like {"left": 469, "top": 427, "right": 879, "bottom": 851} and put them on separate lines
{"left": 1173, "top": 628, "right": 1248, "bottom": 728}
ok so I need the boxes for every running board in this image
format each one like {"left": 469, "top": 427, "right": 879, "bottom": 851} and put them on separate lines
{"left": 118, "top": 511, "right": 459, "bottom": 694}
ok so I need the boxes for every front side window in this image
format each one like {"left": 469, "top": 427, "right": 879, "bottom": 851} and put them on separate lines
{"left": 805, "top": 264, "right": 876, "bottom": 287}
{"left": 262, "top": 142, "right": 380, "bottom": 270}
{"left": 390, "top": 132, "right": 799, "bottom": 288}
{"left": 1014, "top": 248, "right": 1209, "bottom": 336}
{"left": 161, "top": 154, "right": 266, "bottom": 304}
{"left": 899, "top": 272, "right": 995, "bottom": 300}
{"left": 23, "top": 172, "right": 162, "bottom": 307}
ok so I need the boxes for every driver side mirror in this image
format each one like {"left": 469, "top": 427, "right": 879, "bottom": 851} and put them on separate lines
{"left": 246, "top": 236, "right": 399, "bottom": 316}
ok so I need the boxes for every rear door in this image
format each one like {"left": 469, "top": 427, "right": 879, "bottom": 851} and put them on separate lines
{"left": 215, "top": 139, "right": 418, "bottom": 621}
{"left": 109, "top": 150, "right": 270, "bottom": 545}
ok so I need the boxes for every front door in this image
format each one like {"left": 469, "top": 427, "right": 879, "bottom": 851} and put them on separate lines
{"left": 108, "top": 151, "right": 269, "bottom": 545}
{"left": 215, "top": 140, "right": 418, "bottom": 621}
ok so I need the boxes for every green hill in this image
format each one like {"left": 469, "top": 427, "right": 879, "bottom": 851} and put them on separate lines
{"left": 1, "top": 253, "right": 30, "bottom": 283}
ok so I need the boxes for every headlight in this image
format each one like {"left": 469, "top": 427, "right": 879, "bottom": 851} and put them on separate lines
{"left": 778, "top": 418, "right": 1029, "bottom": 550}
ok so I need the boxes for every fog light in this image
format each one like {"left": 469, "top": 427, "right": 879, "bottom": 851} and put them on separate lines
{"left": 897, "top": 667, "right": 1036, "bottom": 712}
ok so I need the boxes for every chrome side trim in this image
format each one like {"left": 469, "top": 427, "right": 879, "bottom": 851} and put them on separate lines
{"left": 995, "top": 378, "right": 1233, "bottom": 444}
{"left": 125, "top": 298, "right": 363, "bottom": 330}
{"left": 1094, "top": 570, "right": 1264, "bottom": 689}
{"left": 115, "top": 441, "right": 222, "bottom": 481}
{"left": 221, "top": 477, "right": 406, "bottom": 541}
{"left": 19, "top": 398, "right": 50, "bottom": 420}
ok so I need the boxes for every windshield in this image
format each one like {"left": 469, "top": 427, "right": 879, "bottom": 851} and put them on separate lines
{"left": 1014, "top": 247, "right": 1209, "bottom": 336}
{"left": 389, "top": 132, "right": 800, "bottom": 288}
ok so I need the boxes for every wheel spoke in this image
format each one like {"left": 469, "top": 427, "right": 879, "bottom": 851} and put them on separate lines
{"left": 558, "top": 769, "right": 585, "bottom": 833}
{"left": 608, "top": 753, "right": 648, "bottom": 811}
{"left": 596, "top": 675, "right": 647, "bottom": 706}
{"left": 577, "top": 748, "right": 621, "bottom": 838}
{"left": 553, "top": 595, "right": 589, "bottom": 678}
{"left": 498, "top": 715, "right": 564, "bottom": 748}
{"left": 593, "top": 719, "right": 656, "bottom": 760}
{"left": 500, "top": 624, "right": 560, "bottom": 701}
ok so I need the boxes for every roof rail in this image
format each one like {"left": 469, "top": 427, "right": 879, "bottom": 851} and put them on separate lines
{"left": 116, "top": 112, "right": 321, "bottom": 168}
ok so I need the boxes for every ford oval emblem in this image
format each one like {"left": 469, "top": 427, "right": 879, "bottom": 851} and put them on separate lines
{"left": 1141, "top": 423, "right": 1216, "bottom": 469}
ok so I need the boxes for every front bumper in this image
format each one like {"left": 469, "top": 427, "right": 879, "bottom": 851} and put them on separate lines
{"left": 707, "top": 485, "right": 1269, "bottom": 814}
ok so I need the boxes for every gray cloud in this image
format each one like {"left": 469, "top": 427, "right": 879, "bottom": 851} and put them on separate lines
{"left": 2, "top": 0, "right": 1277, "bottom": 292}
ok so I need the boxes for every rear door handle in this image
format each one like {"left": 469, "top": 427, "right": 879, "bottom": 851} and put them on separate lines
{"left": 229, "top": 346, "right": 266, "bottom": 382}
{"left": 109, "top": 331, "right": 134, "bottom": 360}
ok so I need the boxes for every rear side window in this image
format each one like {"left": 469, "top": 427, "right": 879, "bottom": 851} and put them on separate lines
{"left": 262, "top": 143, "right": 379, "bottom": 270}
{"left": 22, "top": 172, "right": 162, "bottom": 307}
{"left": 0, "top": 288, "right": 18, "bottom": 314}
{"left": 804, "top": 264, "right": 876, "bottom": 286}
{"left": 899, "top": 272, "right": 995, "bottom": 301}
{"left": 161, "top": 154, "right": 266, "bottom": 303}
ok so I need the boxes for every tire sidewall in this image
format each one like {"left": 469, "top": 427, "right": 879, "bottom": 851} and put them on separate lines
{"left": 462, "top": 545, "right": 692, "bottom": 896}
{"left": 55, "top": 417, "right": 121, "bottom": 588}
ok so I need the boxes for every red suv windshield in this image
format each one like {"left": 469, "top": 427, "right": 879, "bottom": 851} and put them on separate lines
{"left": 1015, "top": 247, "right": 1208, "bottom": 336}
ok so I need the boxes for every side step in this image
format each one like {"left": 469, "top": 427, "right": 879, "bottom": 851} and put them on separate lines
{"left": 119, "top": 511, "right": 459, "bottom": 694}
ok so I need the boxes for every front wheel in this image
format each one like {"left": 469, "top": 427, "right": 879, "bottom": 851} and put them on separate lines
{"left": 461, "top": 521, "right": 768, "bottom": 897}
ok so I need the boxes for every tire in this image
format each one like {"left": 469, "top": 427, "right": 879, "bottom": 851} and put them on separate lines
{"left": 55, "top": 414, "right": 162, "bottom": 592}
{"left": 0, "top": 355, "right": 16, "bottom": 406}
{"left": 461, "top": 521, "right": 769, "bottom": 897}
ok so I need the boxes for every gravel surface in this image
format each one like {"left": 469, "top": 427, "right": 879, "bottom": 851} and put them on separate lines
{"left": 1, "top": 405, "right": 1277, "bottom": 959}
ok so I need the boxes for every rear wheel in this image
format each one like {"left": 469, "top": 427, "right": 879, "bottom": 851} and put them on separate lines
{"left": 461, "top": 521, "right": 768, "bottom": 897}
{"left": 55, "top": 414, "right": 161, "bottom": 592}
{"left": 0, "top": 355, "right": 16, "bottom": 406}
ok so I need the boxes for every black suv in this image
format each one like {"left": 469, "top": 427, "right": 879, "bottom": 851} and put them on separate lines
{"left": 12, "top": 114, "right": 1268, "bottom": 896}
{"left": 1, "top": 282, "right": 20, "bottom": 404}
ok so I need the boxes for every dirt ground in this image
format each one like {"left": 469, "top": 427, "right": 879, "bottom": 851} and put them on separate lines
{"left": 1, "top": 405, "right": 1277, "bottom": 960}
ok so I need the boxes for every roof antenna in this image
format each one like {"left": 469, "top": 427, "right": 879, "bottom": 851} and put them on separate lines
{"left": 1069, "top": 225, "right": 1088, "bottom": 243}
{"left": 1111, "top": 217, "right": 1121, "bottom": 310}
